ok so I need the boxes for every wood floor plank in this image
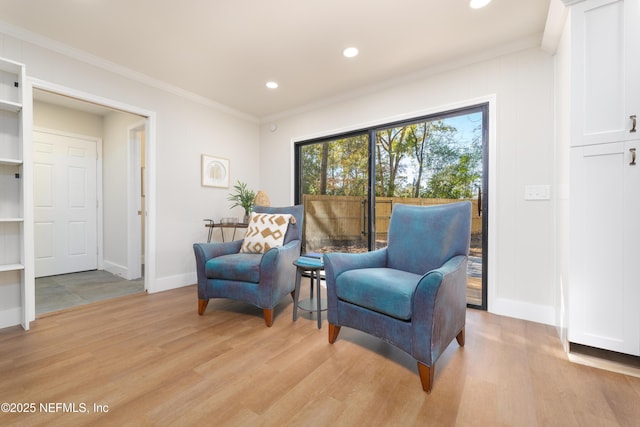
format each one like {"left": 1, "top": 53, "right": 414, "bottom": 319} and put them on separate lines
{"left": 1, "top": 284, "right": 640, "bottom": 426}
{"left": 455, "top": 375, "right": 500, "bottom": 426}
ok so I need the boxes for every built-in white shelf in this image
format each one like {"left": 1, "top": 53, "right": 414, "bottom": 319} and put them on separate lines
{"left": 0, "top": 56, "right": 28, "bottom": 330}
{"left": 0, "top": 264, "right": 24, "bottom": 273}
{"left": 0, "top": 158, "right": 22, "bottom": 166}
{"left": 0, "top": 58, "right": 22, "bottom": 74}
{"left": 0, "top": 99, "right": 21, "bottom": 113}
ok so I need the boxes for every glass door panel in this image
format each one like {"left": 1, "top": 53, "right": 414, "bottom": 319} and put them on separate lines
{"left": 298, "top": 134, "right": 369, "bottom": 254}
{"left": 374, "top": 108, "right": 486, "bottom": 307}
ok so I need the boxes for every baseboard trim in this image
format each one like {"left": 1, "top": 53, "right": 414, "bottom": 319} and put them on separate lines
{"left": 152, "top": 272, "right": 196, "bottom": 293}
{"left": 489, "top": 297, "right": 556, "bottom": 326}
{"left": 103, "top": 260, "right": 129, "bottom": 279}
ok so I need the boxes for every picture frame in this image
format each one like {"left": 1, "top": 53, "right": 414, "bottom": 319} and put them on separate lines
{"left": 201, "top": 154, "right": 230, "bottom": 188}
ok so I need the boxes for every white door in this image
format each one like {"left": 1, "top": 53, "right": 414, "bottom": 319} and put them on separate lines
{"left": 33, "top": 130, "right": 98, "bottom": 278}
{"left": 569, "top": 140, "right": 640, "bottom": 356}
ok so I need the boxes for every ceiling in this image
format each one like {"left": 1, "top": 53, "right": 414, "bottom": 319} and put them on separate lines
{"left": 0, "top": 0, "right": 553, "bottom": 120}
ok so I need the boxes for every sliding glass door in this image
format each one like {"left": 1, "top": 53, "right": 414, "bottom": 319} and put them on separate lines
{"left": 295, "top": 104, "right": 487, "bottom": 308}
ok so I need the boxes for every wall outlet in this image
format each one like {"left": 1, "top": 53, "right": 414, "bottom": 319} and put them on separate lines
{"left": 524, "top": 185, "right": 551, "bottom": 200}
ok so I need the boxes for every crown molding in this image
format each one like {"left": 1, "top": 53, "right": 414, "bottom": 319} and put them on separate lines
{"left": 0, "top": 20, "right": 259, "bottom": 124}
{"left": 261, "top": 33, "right": 543, "bottom": 124}
{"left": 541, "top": 0, "right": 569, "bottom": 54}
{"left": 560, "top": 0, "right": 584, "bottom": 5}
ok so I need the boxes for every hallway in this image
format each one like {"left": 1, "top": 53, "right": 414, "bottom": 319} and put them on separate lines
{"left": 35, "top": 270, "right": 144, "bottom": 315}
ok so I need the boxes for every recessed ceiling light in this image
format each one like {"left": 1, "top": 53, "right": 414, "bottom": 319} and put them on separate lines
{"left": 469, "top": 0, "right": 491, "bottom": 8}
{"left": 343, "top": 47, "right": 359, "bottom": 58}
{"left": 266, "top": 81, "right": 279, "bottom": 89}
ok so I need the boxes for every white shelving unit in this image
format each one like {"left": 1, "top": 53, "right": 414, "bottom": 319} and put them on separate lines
{"left": 0, "top": 56, "right": 30, "bottom": 330}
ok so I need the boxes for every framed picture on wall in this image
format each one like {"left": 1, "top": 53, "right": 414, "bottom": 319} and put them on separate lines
{"left": 201, "top": 155, "right": 230, "bottom": 188}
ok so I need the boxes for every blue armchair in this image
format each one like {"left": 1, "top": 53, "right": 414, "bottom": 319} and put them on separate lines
{"left": 193, "top": 205, "right": 304, "bottom": 327}
{"left": 324, "top": 202, "right": 471, "bottom": 393}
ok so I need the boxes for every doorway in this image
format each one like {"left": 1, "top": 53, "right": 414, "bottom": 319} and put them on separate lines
{"left": 30, "top": 86, "right": 153, "bottom": 316}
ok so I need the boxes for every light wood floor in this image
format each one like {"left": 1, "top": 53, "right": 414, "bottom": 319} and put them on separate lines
{"left": 1, "top": 285, "right": 640, "bottom": 426}
{"left": 466, "top": 276, "right": 482, "bottom": 307}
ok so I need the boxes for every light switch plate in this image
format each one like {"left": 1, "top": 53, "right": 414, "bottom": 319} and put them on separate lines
{"left": 524, "top": 185, "right": 551, "bottom": 200}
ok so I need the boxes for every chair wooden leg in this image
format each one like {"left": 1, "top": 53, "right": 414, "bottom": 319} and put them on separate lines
{"left": 198, "top": 299, "right": 209, "bottom": 315}
{"left": 263, "top": 308, "right": 274, "bottom": 327}
{"left": 328, "top": 323, "right": 341, "bottom": 343}
{"left": 417, "top": 362, "right": 434, "bottom": 394}
{"left": 456, "top": 327, "right": 465, "bottom": 347}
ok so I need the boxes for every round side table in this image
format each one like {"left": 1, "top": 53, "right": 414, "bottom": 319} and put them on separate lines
{"left": 292, "top": 257, "right": 326, "bottom": 329}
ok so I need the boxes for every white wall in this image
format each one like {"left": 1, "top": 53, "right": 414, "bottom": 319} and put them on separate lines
{"left": 0, "top": 28, "right": 260, "bottom": 327}
{"left": 102, "top": 111, "right": 142, "bottom": 276}
{"left": 34, "top": 101, "right": 103, "bottom": 136}
{"left": 259, "top": 47, "right": 558, "bottom": 326}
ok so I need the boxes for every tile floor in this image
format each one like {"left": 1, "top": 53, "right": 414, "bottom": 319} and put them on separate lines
{"left": 35, "top": 270, "right": 145, "bottom": 315}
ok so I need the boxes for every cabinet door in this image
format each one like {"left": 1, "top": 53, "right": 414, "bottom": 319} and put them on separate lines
{"left": 569, "top": 141, "right": 640, "bottom": 355}
{"left": 571, "top": 0, "right": 640, "bottom": 146}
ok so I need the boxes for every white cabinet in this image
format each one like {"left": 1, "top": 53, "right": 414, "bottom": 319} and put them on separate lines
{"left": 0, "top": 57, "right": 30, "bottom": 330}
{"left": 568, "top": 0, "right": 640, "bottom": 356}
{"left": 569, "top": 141, "right": 640, "bottom": 355}
{"left": 570, "top": 0, "right": 640, "bottom": 146}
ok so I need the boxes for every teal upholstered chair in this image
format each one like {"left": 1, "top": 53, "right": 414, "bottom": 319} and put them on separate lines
{"left": 193, "top": 205, "right": 303, "bottom": 327}
{"left": 324, "top": 202, "right": 471, "bottom": 393}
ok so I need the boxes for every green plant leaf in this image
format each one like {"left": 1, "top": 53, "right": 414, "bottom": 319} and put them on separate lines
{"left": 227, "top": 180, "right": 256, "bottom": 215}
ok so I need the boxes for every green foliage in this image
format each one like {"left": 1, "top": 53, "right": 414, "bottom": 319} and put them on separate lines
{"left": 300, "top": 112, "right": 483, "bottom": 200}
{"left": 301, "top": 134, "right": 369, "bottom": 196}
{"left": 423, "top": 153, "right": 481, "bottom": 199}
{"left": 227, "top": 181, "right": 256, "bottom": 215}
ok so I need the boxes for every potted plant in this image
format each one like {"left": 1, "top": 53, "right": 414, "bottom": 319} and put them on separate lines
{"left": 227, "top": 181, "right": 256, "bottom": 223}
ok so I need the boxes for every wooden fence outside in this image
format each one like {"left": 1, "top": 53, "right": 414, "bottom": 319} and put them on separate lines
{"left": 302, "top": 194, "right": 481, "bottom": 252}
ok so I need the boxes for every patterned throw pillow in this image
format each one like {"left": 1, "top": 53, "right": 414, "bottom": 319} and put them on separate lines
{"left": 240, "top": 212, "right": 293, "bottom": 253}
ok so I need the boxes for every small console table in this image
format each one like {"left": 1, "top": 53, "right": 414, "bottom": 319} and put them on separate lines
{"left": 203, "top": 219, "right": 248, "bottom": 242}
{"left": 293, "top": 255, "right": 326, "bottom": 329}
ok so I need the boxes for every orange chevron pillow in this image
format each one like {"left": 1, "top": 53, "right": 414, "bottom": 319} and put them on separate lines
{"left": 240, "top": 212, "right": 293, "bottom": 253}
